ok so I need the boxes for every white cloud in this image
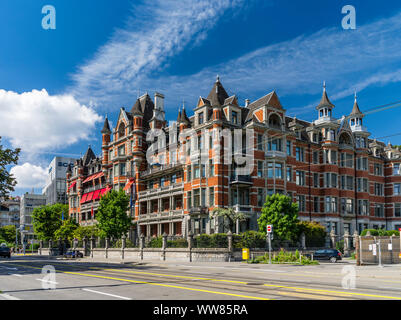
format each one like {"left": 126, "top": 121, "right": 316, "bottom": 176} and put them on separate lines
{"left": 10, "top": 163, "right": 48, "bottom": 189}
{"left": 70, "top": 4, "right": 401, "bottom": 118}
{"left": 70, "top": 0, "right": 250, "bottom": 106}
{"left": 0, "top": 89, "right": 103, "bottom": 153}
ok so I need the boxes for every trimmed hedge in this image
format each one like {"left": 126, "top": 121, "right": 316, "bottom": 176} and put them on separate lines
{"left": 361, "top": 229, "right": 400, "bottom": 236}
{"left": 193, "top": 233, "right": 228, "bottom": 248}
{"left": 233, "top": 231, "right": 266, "bottom": 249}
{"left": 167, "top": 238, "right": 188, "bottom": 248}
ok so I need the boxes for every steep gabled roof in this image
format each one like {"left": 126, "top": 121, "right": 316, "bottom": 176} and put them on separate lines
{"left": 101, "top": 116, "right": 111, "bottom": 134}
{"left": 82, "top": 146, "right": 96, "bottom": 166}
{"left": 207, "top": 77, "right": 229, "bottom": 107}
{"left": 131, "top": 98, "right": 143, "bottom": 116}
{"left": 224, "top": 95, "right": 239, "bottom": 106}
{"left": 245, "top": 91, "right": 275, "bottom": 122}
{"left": 180, "top": 107, "right": 191, "bottom": 125}
{"left": 130, "top": 93, "right": 154, "bottom": 128}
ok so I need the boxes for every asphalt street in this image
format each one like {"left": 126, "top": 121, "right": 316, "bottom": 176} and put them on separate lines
{"left": 0, "top": 256, "right": 401, "bottom": 300}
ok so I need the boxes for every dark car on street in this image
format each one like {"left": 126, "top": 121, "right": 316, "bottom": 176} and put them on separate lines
{"left": 64, "top": 250, "right": 83, "bottom": 259}
{"left": 0, "top": 246, "right": 11, "bottom": 258}
{"left": 312, "top": 249, "right": 342, "bottom": 263}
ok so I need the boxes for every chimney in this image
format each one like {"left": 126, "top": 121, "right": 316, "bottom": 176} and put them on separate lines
{"left": 245, "top": 99, "right": 250, "bottom": 108}
{"left": 155, "top": 92, "right": 165, "bottom": 111}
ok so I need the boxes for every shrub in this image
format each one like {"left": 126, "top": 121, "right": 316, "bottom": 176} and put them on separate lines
{"left": 235, "top": 231, "right": 266, "bottom": 249}
{"left": 360, "top": 229, "right": 379, "bottom": 236}
{"left": 112, "top": 239, "right": 135, "bottom": 248}
{"left": 298, "top": 221, "right": 326, "bottom": 247}
{"left": 147, "top": 236, "right": 162, "bottom": 248}
{"left": 167, "top": 238, "right": 188, "bottom": 248}
{"left": 253, "top": 249, "right": 318, "bottom": 265}
{"left": 386, "top": 230, "right": 400, "bottom": 236}
{"left": 193, "top": 233, "right": 228, "bottom": 248}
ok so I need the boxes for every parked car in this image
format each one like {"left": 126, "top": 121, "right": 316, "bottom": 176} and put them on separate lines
{"left": 0, "top": 246, "right": 11, "bottom": 258}
{"left": 64, "top": 250, "right": 83, "bottom": 259}
{"left": 312, "top": 249, "right": 342, "bottom": 263}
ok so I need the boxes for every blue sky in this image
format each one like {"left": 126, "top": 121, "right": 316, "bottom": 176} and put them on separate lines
{"left": 2, "top": 0, "right": 401, "bottom": 195}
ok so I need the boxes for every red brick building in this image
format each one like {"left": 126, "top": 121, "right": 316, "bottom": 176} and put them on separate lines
{"left": 67, "top": 78, "right": 401, "bottom": 239}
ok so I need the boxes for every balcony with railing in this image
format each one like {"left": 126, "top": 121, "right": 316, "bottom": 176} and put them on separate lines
{"left": 138, "top": 182, "right": 184, "bottom": 199}
{"left": 230, "top": 175, "right": 252, "bottom": 185}
{"left": 140, "top": 163, "right": 183, "bottom": 178}
{"left": 265, "top": 150, "right": 286, "bottom": 159}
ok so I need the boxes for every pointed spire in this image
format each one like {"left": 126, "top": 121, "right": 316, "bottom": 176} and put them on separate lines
{"left": 180, "top": 105, "right": 190, "bottom": 125}
{"left": 82, "top": 145, "right": 96, "bottom": 166}
{"left": 350, "top": 91, "right": 363, "bottom": 116}
{"left": 101, "top": 116, "right": 111, "bottom": 134}
{"left": 207, "top": 76, "right": 229, "bottom": 107}
{"left": 131, "top": 98, "right": 143, "bottom": 116}
{"left": 177, "top": 106, "right": 182, "bottom": 123}
{"left": 316, "top": 81, "right": 334, "bottom": 110}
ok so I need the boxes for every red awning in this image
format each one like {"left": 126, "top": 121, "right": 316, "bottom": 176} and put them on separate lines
{"left": 82, "top": 172, "right": 105, "bottom": 184}
{"left": 86, "top": 192, "right": 94, "bottom": 202}
{"left": 123, "top": 179, "right": 135, "bottom": 191}
{"left": 93, "top": 189, "right": 101, "bottom": 201}
{"left": 80, "top": 193, "right": 88, "bottom": 204}
{"left": 68, "top": 181, "right": 76, "bottom": 191}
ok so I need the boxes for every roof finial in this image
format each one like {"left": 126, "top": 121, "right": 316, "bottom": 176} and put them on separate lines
{"left": 323, "top": 81, "right": 326, "bottom": 91}
{"left": 354, "top": 89, "right": 357, "bottom": 102}
{"left": 216, "top": 74, "right": 220, "bottom": 82}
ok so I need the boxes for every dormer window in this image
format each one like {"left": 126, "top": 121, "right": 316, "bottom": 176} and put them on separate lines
{"left": 198, "top": 112, "right": 204, "bottom": 125}
{"left": 232, "top": 111, "right": 238, "bottom": 125}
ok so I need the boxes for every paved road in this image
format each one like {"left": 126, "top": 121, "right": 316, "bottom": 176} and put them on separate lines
{"left": 0, "top": 256, "right": 401, "bottom": 300}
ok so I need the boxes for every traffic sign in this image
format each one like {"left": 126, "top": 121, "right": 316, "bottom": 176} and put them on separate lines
{"left": 266, "top": 225, "right": 273, "bottom": 233}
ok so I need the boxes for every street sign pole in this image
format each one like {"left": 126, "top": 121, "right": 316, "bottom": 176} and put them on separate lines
{"left": 266, "top": 225, "right": 273, "bottom": 264}
{"left": 268, "top": 233, "right": 272, "bottom": 264}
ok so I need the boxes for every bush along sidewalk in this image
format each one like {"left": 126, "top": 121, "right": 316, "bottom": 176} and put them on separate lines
{"left": 246, "top": 249, "right": 319, "bottom": 265}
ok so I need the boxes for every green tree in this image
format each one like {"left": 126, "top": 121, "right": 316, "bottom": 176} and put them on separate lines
{"left": 54, "top": 219, "right": 78, "bottom": 241}
{"left": 73, "top": 225, "right": 100, "bottom": 240}
{"left": 0, "top": 138, "right": 20, "bottom": 196}
{"left": 32, "top": 204, "right": 68, "bottom": 240}
{"left": 0, "top": 225, "right": 16, "bottom": 243}
{"left": 258, "top": 194, "right": 299, "bottom": 242}
{"left": 210, "top": 208, "right": 247, "bottom": 233}
{"left": 96, "top": 190, "right": 132, "bottom": 239}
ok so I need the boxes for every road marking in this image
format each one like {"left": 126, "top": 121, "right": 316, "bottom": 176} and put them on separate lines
{"left": 82, "top": 288, "right": 131, "bottom": 300}
{"left": 104, "top": 268, "right": 249, "bottom": 285}
{"left": 0, "top": 266, "right": 17, "bottom": 270}
{"left": 36, "top": 278, "right": 58, "bottom": 285}
{"left": 262, "top": 283, "right": 401, "bottom": 300}
{"left": 7, "top": 263, "right": 269, "bottom": 300}
{"left": 174, "top": 265, "right": 285, "bottom": 272}
{"left": 8, "top": 273, "right": 22, "bottom": 277}
{"left": 276, "top": 290, "right": 342, "bottom": 300}
{"left": 0, "top": 293, "right": 20, "bottom": 300}
{"left": 66, "top": 272, "right": 269, "bottom": 300}
{"left": 10, "top": 262, "right": 401, "bottom": 300}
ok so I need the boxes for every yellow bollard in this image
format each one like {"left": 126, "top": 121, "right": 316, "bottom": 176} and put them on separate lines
{"left": 242, "top": 248, "right": 250, "bottom": 260}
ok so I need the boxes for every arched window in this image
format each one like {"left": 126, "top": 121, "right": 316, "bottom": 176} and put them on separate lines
{"left": 118, "top": 123, "right": 125, "bottom": 139}
{"left": 268, "top": 114, "right": 281, "bottom": 129}
{"left": 339, "top": 132, "right": 352, "bottom": 146}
